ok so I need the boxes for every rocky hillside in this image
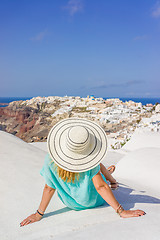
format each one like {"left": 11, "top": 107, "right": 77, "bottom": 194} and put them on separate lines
{"left": 0, "top": 99, "right": 71, "bottom": 142}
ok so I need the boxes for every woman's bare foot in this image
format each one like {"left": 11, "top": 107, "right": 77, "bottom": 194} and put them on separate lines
{"left": 110, "top": 182, "right": 119, "bottom": 190}
{"left": 107, "top": 165, "right": 116, "bottom": 174}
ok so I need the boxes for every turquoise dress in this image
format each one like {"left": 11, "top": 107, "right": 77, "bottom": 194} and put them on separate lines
{"left": 40, "top": 153, "right": 109, "bottom": 211}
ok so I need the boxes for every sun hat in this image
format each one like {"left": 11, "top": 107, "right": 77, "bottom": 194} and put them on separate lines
{"left": 47, "top": 117, "right": 108, "bottom": 173}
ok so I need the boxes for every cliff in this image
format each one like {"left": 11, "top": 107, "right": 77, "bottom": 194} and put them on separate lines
{"left": 0, "top": 101, "right": 68, "bottom": 142}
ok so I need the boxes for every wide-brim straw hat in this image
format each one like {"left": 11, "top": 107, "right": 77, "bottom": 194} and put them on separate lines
{"left": 47, "top": 118, "right": 108, "bottom": 173}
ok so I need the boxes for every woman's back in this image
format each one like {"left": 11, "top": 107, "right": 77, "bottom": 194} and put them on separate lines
{"left": 40, "top": 153, "right": 107, "bottom": 210}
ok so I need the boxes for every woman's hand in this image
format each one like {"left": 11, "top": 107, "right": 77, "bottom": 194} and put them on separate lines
{"left": 119, "top": 209, "right": 146, "bottom": 218}
{"left": 20, "top": 212, "right": 42, "bottom": 227}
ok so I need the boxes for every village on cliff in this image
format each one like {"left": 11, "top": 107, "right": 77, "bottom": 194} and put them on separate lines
{"left": 0, "top": 95, "right": 160, "bottom": 150}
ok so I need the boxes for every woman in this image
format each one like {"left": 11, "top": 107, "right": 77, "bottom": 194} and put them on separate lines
{"left": 20, "top": 118, "right": 145, "bottom": 227}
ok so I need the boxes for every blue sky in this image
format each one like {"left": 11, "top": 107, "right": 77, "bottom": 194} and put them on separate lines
{"left": 0, "top": 0, "right": 160, "bottom": 98}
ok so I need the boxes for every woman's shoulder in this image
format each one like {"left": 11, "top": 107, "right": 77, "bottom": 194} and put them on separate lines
{"left": 44, "top": 153, "right": 54, "bottom": 166}
{"left": 89, "top": 164, "right": 100, "bottom": 179}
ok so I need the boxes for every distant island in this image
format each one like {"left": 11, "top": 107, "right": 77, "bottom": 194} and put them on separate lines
{"left": 0, "top": 95, "right": 160, "bottom": 149}
{"left": 0, "top": 103, "right": 9, "bottom": 106}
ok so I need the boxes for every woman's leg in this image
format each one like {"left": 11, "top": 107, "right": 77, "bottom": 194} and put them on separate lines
{"left": 107, "top": 165, "right": 115, "bottom": 174}
{"left": 100, "top": 163, "right": 116, "bottom": 183}
{"left": 100, "top": 163, "right": 119, "bottom": 189}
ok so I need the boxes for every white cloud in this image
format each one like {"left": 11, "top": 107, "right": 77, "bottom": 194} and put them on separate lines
{"left": 144, "top": 92, "right": 151, "bottom": 96}
{"left": 30, "top": 30, "right": 48, "bottom": 41}
{"left": 151, "top": 1, "right": 160, "bottom": 18}
{"left": 63, "top": 0, "right": 83, "bottom": 16}
{"left": 82, "top": 80, "right": 145, "bottom": 90}
{"left": 133, "top": 35, "right": 148, "bottom": 41}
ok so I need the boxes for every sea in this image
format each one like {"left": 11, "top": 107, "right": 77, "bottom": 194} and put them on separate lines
{"left": 0, "top": 96, "right": 160, "bottom": 108}
{"left": 104, "top": 97, "right": 160, "bottom": 105}
{"left": 0, "top": 97, "right": 33, "bottom": 108}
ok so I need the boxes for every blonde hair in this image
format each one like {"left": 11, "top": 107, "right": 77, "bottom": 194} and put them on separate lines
{"left": 50, "top": 159, "right": 80, "bottom": 183}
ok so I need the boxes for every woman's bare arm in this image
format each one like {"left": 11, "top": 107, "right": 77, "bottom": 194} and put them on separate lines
{"left": 92, "top": 171, "right": 146, "bottom": 218}
{"left": 38, "top": 184, "right": 56, "bottom": 213}
{"left": 20, "top": 184, "right": 55, "bottom": 227}
{"left": 92, "top": 171, "right": 120, "bottom": 210}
